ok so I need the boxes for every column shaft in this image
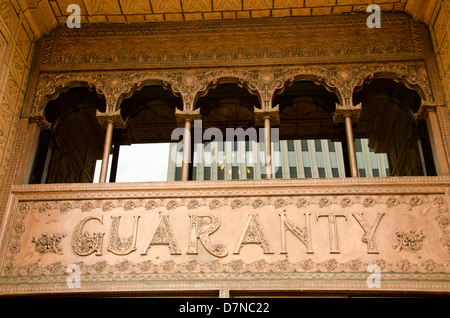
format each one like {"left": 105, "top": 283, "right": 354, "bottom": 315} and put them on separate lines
{"left": 264, "top": 116, "right": 272, "bottom": 179}
{"left": 344, "top": 114, "right": 359, "bottom": 177}
{"left": 181, "top": 118, "right": 192, "bottom": 181}
{"left": 99, "top": 120, "right": 114, "bottom": 183}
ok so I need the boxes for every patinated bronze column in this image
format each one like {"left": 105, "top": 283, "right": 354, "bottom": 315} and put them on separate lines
{"left": 175, "top": 109, "right": 201, "bottom": 181}
{"left": 415, "top": 102, "right": 450, "bottom": 176}
{"left": 264, "top": 115, "right": 272, "bottom": 179}
{"left": 96, "top": 111, "right": 125, "bottom": 183}
{"left": 334, "top": 104, "right": 361, "bottom": 177}
{"left": 255, "top": 106, "right": 279, "bottom": 179}
{"left": 18, "top": 115, "right": 51, "bottom": 184}
{"left": 344, "top": 114, "right": 358, "bottom": 177}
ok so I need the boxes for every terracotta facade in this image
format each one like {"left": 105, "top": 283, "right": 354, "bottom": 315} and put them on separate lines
{"left": 0, "top": 2, "right": 449, "bottom": 296}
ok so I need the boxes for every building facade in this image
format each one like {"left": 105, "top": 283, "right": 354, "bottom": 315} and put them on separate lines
{"left": 0, "top": 0, "right": 449, "bottom": 297}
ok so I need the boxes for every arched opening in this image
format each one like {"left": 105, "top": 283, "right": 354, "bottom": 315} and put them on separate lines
{"left": 189, "top": 82, "right": 261, "bottom": 180}
{"left": 353, "top": 78, "right": 436, "bottom": 176}
{"left": 93, "top": 84, "right": 182, "bottom": 182}
{"left": 272, "top": 80, "right": 348, "bottom": 178}
{"left": 29, "top": 86, "right": 106, "bottom": 183}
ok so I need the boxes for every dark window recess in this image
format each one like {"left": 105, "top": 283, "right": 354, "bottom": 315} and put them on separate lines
{"left": 304, "top": 167, "right": 312, "bottom": 178}
{"left": 301, "top": 140, "right": 308, "bottom": 150}
{"left": 275, "top": 167, "right": 283, "bottom": 179}
{"left": 204, "top": 167, "right": 211, "bottom": 180}
{"left": 318, "top": 167, "right": 326, "bottom": 178}
{"left": 247, "top": 166, "right": 254, "bottom": 179}
{"left": 328, "top": 140, "right": 335, "bottom": 152}
{"left": 315, "top": 139, "right": 322, "bottom": 151}
{"left": 332, "top": 168, "right": 339, "bottom": 177}
{"left": 218, "top": 167, "right": 225, "bottom": 180}
{"left": 359, "top": 169, "right": 366, "bottom": 177}
{"left": 175, "top": 167, "right": 182, "bottom": 181}
{"left": 289, "top": 167, "right": 297, "bottom": 178}
{"left": 287, "top": 140, "right": 295, "bottom": 152}
{"left": 232, "top": 166, "right": 239, "bottom": 179}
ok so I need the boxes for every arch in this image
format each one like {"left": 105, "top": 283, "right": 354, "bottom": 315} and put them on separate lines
{"left": 33, "top": 76, "right": 106, "bottom": 123}
{"left": 44, "top": 86, "right": 106, "bottom": 131}
{"left": 277, "top": 72, "right": 345, "bottom": 107}
{"left": 29, "top": 86, "right": 108, "bottom": 184}
{"left": 273, "top": 80, "right": 339, "bottom": 141}
{"left": 353, "top": 77, "right": 435, "bottom": 177}
{"left": 115, "top": 76, "right": 178, "bottom": 113}
{"left": 353, "top": 69, "right": 432, "bottom": 104}
{"left": 193, "top": 74, "right": 261, "bottom": 111}
{"left": 119, "top": 84, "right": 182, "bottom": 134}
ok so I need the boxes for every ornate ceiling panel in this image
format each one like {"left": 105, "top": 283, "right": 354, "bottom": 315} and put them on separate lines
{"left": 50, "top": 0, "right": 409, "bottom": 23}
{"left": 18, "top": 0, "right": 412, "bottom": 38}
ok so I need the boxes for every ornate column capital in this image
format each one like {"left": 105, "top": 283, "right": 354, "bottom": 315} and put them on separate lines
{"left": 28, "top": 115, "right": 52, "bottom": 130}
{"left": 414, "top": 101, "right": 442, "bottom": 120}
{"left": 333, "top": 103, "right": 362, "bottom": 124}
{"left": 175, "top": 108, "right": 201, "bottom": 126}
{"left": 96, "top": 110, "right": 126, "bottom": 129}
{"left": 254, "top": 105, "right": 280, "bottom": 126}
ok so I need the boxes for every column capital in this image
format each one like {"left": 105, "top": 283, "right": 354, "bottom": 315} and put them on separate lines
{"left": 414, "top": 101, "right": 442, "bottom": 120}
{"left": 254, "top": 105, "right": 280, "bottom": 126}
{"left": 96, "top": 110, "right": 126, "bottom": 129}
{"left": 333, "top": 102, "right": 362, "bottom": 124}
{"left": 28, "top": 115, "right": 52, "bottom": 130}
{"left": 175, "top": 107, "right": 201, "bottom": 126}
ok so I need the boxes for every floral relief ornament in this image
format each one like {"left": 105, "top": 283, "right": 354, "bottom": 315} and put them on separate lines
{"left": 31, "top": 233, "right": 66, "bottom": 254}
{"left": 393, "top": 229, "right": 425, "bottom": 251}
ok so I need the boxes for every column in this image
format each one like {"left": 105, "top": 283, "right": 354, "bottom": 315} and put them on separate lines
{"left": 415, "top": 102, "right": 450, "bottom": 176}
{"left": 175, "top": 108, "right": 201, "bottom": 181}
{"left": 334, "top": 103, "right": 362, "bottom": 177}
{"left": 264, "top": 115, "right": 272, "bottom": 178}
{"left": 255, "top": 106, "right": 280, "bottom": 180}
{"left": 96, "top": 111, "right": 125, "bottom": 183}
{"left": 18, "top": 115, "right": 52, "bottom": 184}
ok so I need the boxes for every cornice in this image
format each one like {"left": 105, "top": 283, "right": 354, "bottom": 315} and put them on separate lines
{"left": 10, "top": 176, "right": 450, "bottom": 201}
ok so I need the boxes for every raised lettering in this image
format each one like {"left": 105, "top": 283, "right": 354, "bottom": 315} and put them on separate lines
{"left": 280, "top": 213, "right": 313, "bottom": 254}
{"left": 141, "top": 215, "right": 181, "bottom": 255}
{"left": 188, "top": 215, "right": 228, "bottom": 257}
{"left": 316, "top": 212, "right": 348, "bottom": 254}
{"left": 107, "top": 216, "right": 140, "bottom": 255}
{"left": 352, "top": 212, "right": 384, "bottom": 254}
{"left": 72, "top": 216, "right": 105, "bottom": 256}
{"left": 234, "top": 214, "right": 274, "bottom": 254}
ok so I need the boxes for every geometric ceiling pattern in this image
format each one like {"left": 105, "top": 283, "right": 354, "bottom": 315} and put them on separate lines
{"left": 22, "top": 0, "right": 412, "bottom": 38}
{"left": 49, "top": 0, "right": 409, "bottom": 24}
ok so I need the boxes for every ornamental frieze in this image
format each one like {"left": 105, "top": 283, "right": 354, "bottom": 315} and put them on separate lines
{"left": 40, "top": 14, "right": 424, "bottom": 71}
{"left": 0, "top": 176, "right": 449, "bottom": 295}
{"left": 27, "top": 63, "right": 433, "bottom": 118}
{"left": 2, "top": 190, "right": 449, "bottom": 293}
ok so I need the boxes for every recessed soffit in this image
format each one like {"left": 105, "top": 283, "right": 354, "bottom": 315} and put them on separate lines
{"left": 17, "top": 0, "right": 431, "bottom": 40}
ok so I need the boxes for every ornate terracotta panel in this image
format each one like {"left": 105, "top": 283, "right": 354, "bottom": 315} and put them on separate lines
{"left": 0, "top": 12, "right": 449, "bottom": 296}
{"left": 0, "top": 178, "right": 449, "bottom": 295}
